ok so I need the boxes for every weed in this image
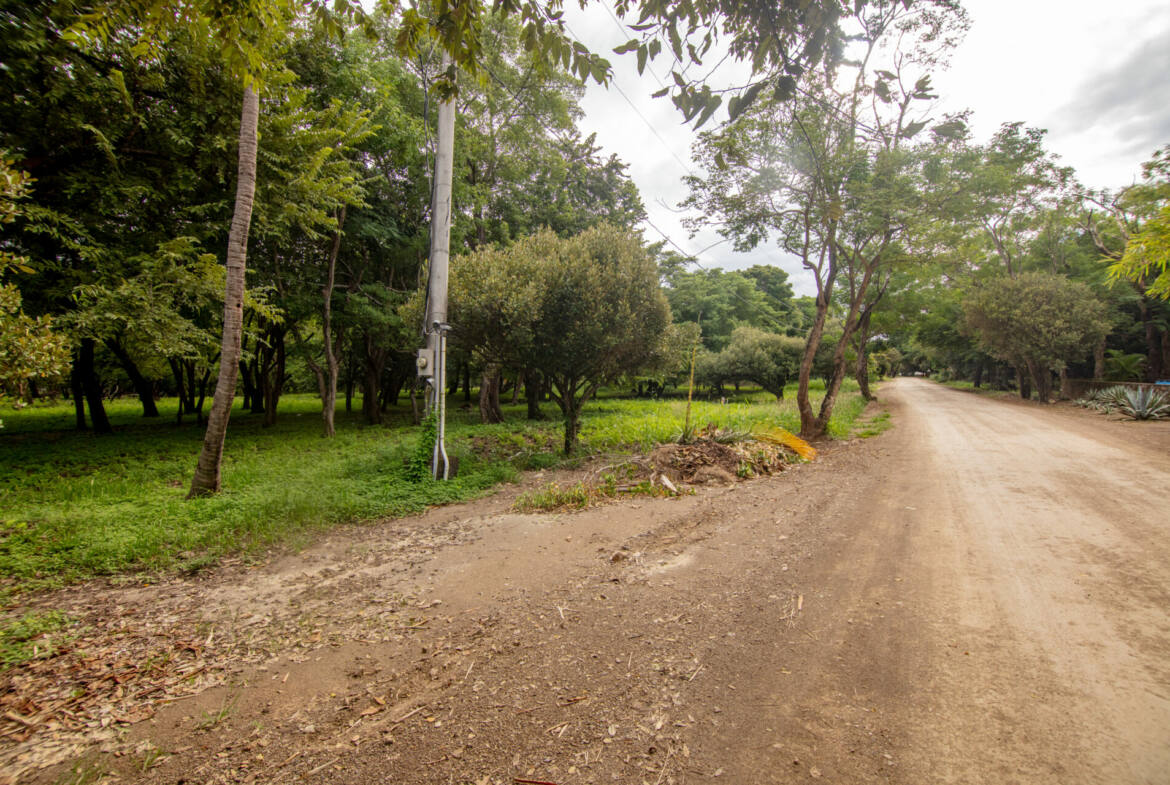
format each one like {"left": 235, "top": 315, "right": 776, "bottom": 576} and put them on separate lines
{"left": 52, "top": 761, "right": 107, "bottom": 785}
{"left": 195, "top": 693, "right": 239, "bottom": 731}
{"left": 140, "top": 745, "right": 166, "bottom": 772}
{"left": 0, "top": 385, "right": 864, "bottom": 588}
{"left": 1, "top": 609, "right": 72, "bottom": 669}
{"left": 856, "top": 411, "right": 892, "bottom": 438}
{"left": 406, "top": 411, "right": 438, "bottom": 482}
{"left": 514, "top": 476, "right": 673, "bottom": 512}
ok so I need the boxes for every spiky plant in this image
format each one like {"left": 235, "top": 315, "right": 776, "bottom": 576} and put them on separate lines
{"left": 1117, "top": 387, "right": 1170, "bottom": 420}
{"left": 1092, "top": 386, "right": 1130, "bottom": 412}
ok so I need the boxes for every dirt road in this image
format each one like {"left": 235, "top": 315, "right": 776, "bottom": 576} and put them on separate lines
{"left": 18, "top": 378, "right": 1170, "bottom": 784}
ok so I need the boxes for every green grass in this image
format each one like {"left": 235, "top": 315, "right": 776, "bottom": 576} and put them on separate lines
{"left": 933, "top": 378, "right": 1012, "bottom": 397}
{"left": 856, "top": 410, "right": 892, "bottom": 438}
{"left": 0, "top": 381, "right": 864, "bottom": 590}
{"left": 1, "top": 609, "right": 72, "bottom": 668}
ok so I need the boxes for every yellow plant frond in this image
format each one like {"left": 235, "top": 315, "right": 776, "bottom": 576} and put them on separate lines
{"left": 754, "top": 427, "right": 817, "bottom": 461}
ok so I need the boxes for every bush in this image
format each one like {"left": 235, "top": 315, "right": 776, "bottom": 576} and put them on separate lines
{"left": 1118, "top": 387, "right": 1170, "bottom": 420}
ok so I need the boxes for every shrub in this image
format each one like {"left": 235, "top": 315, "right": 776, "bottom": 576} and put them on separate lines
{"left": 1117, "top": 387, "right": 1170, "bottom": 420}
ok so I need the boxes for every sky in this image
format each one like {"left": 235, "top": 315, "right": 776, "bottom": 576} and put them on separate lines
{"left": 561, "top": 0, "right": 1170, "bottom": 295}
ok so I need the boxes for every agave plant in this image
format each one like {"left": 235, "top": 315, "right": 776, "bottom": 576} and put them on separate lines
{"left": 1091, "top": 386, "right": 1130, "bottom": 413}
{"left": 1117, "top": 387, "right": 1170, "bottom": 420}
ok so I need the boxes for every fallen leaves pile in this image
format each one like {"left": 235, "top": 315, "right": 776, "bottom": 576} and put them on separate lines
{"left": 0, "top": 595, "right": 238, "bottom": 780}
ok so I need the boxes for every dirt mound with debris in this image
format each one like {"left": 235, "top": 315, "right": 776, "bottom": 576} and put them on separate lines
{"left": 648, "top": 437, "right": 796, "bottom": 485}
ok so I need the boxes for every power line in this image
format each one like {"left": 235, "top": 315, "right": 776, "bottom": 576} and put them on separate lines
{"left": 562, "top": 20, "right": 696, "bottom": 176}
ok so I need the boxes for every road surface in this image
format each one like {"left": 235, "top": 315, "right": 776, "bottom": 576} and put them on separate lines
{"left": 24, "top": 378, "right": 1170, "bottom": 785}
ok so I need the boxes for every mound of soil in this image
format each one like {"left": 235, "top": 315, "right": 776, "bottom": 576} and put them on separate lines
{"left": 648, "top": 438, "right": 795, "bottom": 485}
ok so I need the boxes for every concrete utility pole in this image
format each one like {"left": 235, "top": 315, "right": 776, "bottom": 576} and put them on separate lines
{"left": 418, "top": 54, "right": 456, "bottom": 479}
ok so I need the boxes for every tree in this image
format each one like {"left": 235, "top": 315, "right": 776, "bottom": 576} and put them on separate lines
{"left": 531, "top": 225, "right": 671, "bottom": 454}
{"left": 0, "top": 158, "right": 70, "bottom": 420}
{"left": 443, "top": 226, "right": 669, "bottom": 454}
{"left": 686, "top": 0, "right": 968, "bottom": 437}
{"left": 662, "top": 268, "right": 785, "bottom": 350}
{"left": 961, "top": 272, "right": 1110, "bottom": 403}
{"left": 945, "top": 123, "right": 1073, "bottom": 278}
{"left": 703, "top": 326, "right": 803, "bottom": 400}
{"left": 612, "top": 0, "right": 866, "bottom": 127}
{"left": 1107, "top": 146, "right": 1170, "bottom": 301}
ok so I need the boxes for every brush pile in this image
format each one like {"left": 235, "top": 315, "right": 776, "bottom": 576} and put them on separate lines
{"left": 646, "top": 424, "right": 813, "bottom": 486}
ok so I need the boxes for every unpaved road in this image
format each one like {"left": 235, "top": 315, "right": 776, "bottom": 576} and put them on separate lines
{"left": 18, "top": 378, "right": 1170, "bottom": 784}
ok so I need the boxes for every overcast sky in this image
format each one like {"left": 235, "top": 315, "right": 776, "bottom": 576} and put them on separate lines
{"left": 561, "top": 1, "right": 1170, "bottom": 295}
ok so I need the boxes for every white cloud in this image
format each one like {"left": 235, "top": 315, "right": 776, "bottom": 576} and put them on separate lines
{"left": 562, "top": 1, "right": 1170, "bottom": 295}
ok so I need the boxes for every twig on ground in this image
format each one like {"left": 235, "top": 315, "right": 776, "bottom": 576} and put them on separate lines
{"left": 305, "top": 757, "right": 339, "bottom": 776}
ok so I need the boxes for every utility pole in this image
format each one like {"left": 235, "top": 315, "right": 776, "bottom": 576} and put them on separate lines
{"left": 418, "top": 53, "right": 456, "bottom": 479}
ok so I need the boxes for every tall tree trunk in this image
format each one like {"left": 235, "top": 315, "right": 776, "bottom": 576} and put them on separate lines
{"left": 263, "top": 335, "right": 285, "bottom": 428}
{"left": 189, "top": 85, "right": 259, "bottom": 498}
{"left": 184, "top": 361, "right": 198, "bottom": 413}
{"left": 561, "top": 398, "right": 580, "bottom": 455}
{"left": 78, "top": 338, "right": 112, "bottom": 434}
{"left": 239, "top": 357, "right": 255, "bottom": 412}
{"left": 448, "top": 361, "right": 460, "bottom": 396}
{"left": 71, "top": 350, "right": 87, "bottom": 431}
{"left": 797, "top": 299, "right": 831, "bottom": 439}
{"left": 1027, "top": 360, "right": 1052, "bottom": 403}
{"left": 248, "top": 357, "right": 265, "bottom": 413}
{"left": 195, "top": 367, "right": 213, "bottom": 423}
{"left": 168, "top": 358, "right": 185, "bottom": 423}
{"left": 362, "top": 364, "right": 380, "bottom": 424}
{"left": 525, "top": 368, "right": 545, "bottom": 420}
{"left": 462, "top": 361, "right": 471, "bottom": 403}
{"left": 105, "top": 339, "right": 159, "bottom": 417}
{"left": 1017, "top": 366, "right": 1031, "bottom": 400}
{"left": 361, "top": 336, "right": 387, "bottom": 426}
{"left": 853, "top": 310, "right": 874, "bottom": 402}
{"left": 972, "top": 360, "right": 984, "bottom": 388}
{"left": 478, "top": 363, "right": 504, "bottom": 424}
{"left": 1162, "top": 329, "right": 1170, "bottom": 381}
{"left": 1093, "top": 337, "right": 1107, "bottom": 380}
{"left": 1135, "top": 293, "right": 1164, "bottom": 381}
{"left": 797, "top": 228, "right": 838, "bottom": 440}
{"left": 319, "top": 206, "right": 346, "bottom": 438}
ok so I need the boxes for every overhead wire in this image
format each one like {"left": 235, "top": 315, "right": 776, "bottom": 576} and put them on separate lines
{"left": 562, "top": 19, "right": 697, "bottom": 176}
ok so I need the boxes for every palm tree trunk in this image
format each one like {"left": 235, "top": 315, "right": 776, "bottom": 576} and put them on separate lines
{"left": 189, "top": 85, "right": 259, "bottom": 498}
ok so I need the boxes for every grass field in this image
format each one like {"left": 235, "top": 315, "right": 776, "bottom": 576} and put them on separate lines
{"left": 0, "top": 381, "right": 865, "bottom": 591}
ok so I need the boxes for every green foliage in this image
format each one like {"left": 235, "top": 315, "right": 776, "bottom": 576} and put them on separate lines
{"left": 407, "top": 411, "right": 438, "bottom": 482}
{"left": 1117, "top": 387, "right": 1170, "bottom": 420}
{"left": 0, "top": 384, "right": 867, "bottom": 586}
{"left": 1, "top": 609, "right": 72, "bottom": 669}
{"left": 615, "top": 0, "right": 861, "bottom": 127}
{"left": 0, "top": 284, "right": 71, "bottom": 410}
{"left": 697, "top": 327, "right": 804, "bottom": 399}
{"left": 662, "top": 268, "right": 793, "bottom": 350}
{"left": 1114, "top": 205, "right": 1170, "bottom": 300}
{"left": 444, "top": 225, "right": 671, "bottom": 454}
{"left": 1107, "top": 145, "right": 1170, "bottom": 300}
{"left": 962, "top": 272, "right": 1111, "bottom": 399}
{"left": 1103, "top": 349, "right": 1146, "bottom": 382}
{"left": 0, "top": 158, "right": 70, "bottom": 410}
{"left": 514, "top": 473, "right": 671, "bottom": 513}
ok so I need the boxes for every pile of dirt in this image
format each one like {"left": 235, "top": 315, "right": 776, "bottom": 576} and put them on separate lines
{"left": 648, "top": 435, "right": 797, "bottom": 486}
